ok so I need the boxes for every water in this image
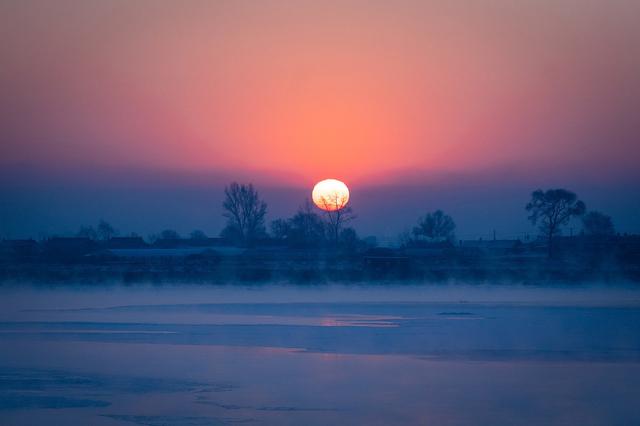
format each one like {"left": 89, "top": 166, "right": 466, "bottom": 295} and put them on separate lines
{"left": 1, "top": 283, "right": 639, "bottom": 425}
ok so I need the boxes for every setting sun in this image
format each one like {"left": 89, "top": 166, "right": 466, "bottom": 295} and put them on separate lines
{"left": 312, "top": 179, "right": 350, "bottom": 211}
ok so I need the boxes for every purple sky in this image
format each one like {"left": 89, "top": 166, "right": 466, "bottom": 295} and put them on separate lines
{"left": 1, "top": 0, "right": 639, "bottom": 240}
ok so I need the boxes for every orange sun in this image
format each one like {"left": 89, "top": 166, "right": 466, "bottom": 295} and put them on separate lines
{"left": 312, "top": 179, "right": 350, "bottom": 211}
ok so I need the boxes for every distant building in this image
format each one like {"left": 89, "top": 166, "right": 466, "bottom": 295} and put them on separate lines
{"left": 107, "top": 237, "right": 148, "bottom": 249}
{"left": 252, "top": 237, "right": 289, "bottom": 248}
{"left": 152, "top": 238, "right": 185, "bottom": 249}
{"left": 152, "top": 237, "right": 234, "bottom": 249}
{"left": 106, "top": 247, "right": 242, "bottom": 259}
{"left": 363, "top": 247, "right": 409, "bottom": 268}
{"left": 191, "top": 237, "right": 233, "bottom": 247}
{"left": 403, "top": 240, "right": 454, "bottom": 257}
{"left": 44, "top": 237, "right": 97, "bottom": 259}
{"left": 0, "top": 239, "right": 39, "bottom": 259}
{"left": 460, "top": 239, "right": 522, "bottom": 255}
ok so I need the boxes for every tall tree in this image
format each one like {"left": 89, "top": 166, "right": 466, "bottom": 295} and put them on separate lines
{"left": 221, "top": 182, "right": 267, "bottom": 245}
{"left": 412, "top": 210, "right": 456, "bottom": 242}
{"left": 315, "top": 192, "right": 355, "bottom": 245}
{"left": 270, "top": 199, "right": 326, "bottom": 247}
{"left": 582, "top": 211, "right": 615, "bottom": 237}
{"left": 526, "top": 188, "right": 586, "bottom": 257}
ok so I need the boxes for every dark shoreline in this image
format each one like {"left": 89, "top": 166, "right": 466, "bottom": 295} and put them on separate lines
{"left": 2, "top": 255, "right": 638, "bottom": 285}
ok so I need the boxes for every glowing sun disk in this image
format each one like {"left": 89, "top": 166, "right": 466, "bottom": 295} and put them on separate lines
{"left": 312, "top": 179, "right": 350, "bottom": 211}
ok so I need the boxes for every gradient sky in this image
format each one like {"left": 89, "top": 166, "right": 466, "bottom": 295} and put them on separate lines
{"left": 1, "top": 0, "right": 639, "bottom": 239}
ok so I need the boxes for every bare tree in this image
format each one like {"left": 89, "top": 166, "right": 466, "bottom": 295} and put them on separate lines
{"left": 397, "top": 229, "right": 413, "bottom": 248}
{"left": 316, "top": 193, "right": 355, "bottom": 245}
{"left": 412, "top": 210, "right": 456, "bottom": 242}
{"left": 76, "top": 225, "right": 97, "bottom": 240}
{"left": 526, "top": 188, "right": 586, "bottom": 257}
{"left": 221, "top": 182, "right": 267, "bottom": 245}
{"left": 97, "top": 220, "right": 118, "bottom": 241}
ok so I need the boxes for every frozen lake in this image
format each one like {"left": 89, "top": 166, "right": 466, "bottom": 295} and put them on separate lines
{"left": 1, "top": 283, "right": 639, "bottom": 425}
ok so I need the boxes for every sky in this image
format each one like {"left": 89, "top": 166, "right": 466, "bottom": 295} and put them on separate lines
{"left": 1, "top": 0, "right": 639, "bottom": 240}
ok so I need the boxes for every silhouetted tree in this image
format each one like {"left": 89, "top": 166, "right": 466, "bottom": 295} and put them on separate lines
{"left": 289, "top": 199, "right": 326, "bottom": 247}
{"left": 160, "top": 229, "right": 180, "bottom": 240}
{"left": 221, "top": 182, "right": 267, "bottom": 245}
{"left": 76, "top": 225, "right": 97, "bottom": 240}
{"left": 526, "top": 188, "right": 586, "bottom": 257}
{"left": 97, "top": 220, "right": 118, "bottom": 241}
{"left": 582, "top": 211, "right": 614, "bottom": 237}
{"left": 190, "top": 230, "right": 207, "bottom": 240}
{"left": 413, "top": 210, "right": 456, "bottom": 242}
{"left": 270, "top": 219, "right": 291, "bottom": 240}
{"left": 146, "top": 234, "right": 159, "bottom": 244}
{"left": 270, "top": 200, "right": 326, "bottom": 247}
{"left": 325, "top": 206, "right": 355, "bottom": 245}
{"left": 314, "top": 192, "right": 355, "bottom": 245}
{"left": 397, "top": 229, "right": 413, "bottom": 248}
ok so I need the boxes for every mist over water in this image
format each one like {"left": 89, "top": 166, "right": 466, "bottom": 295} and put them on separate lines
{"left": 1, "top": 282, "right": 639, "bottom": 425}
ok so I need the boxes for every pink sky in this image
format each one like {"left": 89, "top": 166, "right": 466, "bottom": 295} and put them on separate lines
{"left": 1, "top": 0, "right": 639, "bottom": 187}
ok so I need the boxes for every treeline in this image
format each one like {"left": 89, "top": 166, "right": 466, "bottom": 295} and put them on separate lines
{"left": 402, "top": 188, "right": 617, "bottom": 258}
{"left": 70, "top": 182, "right": 367, "bottom": 252}
{"left": 2, "top": 183, "right": 640, "bottom": 284}
{"left": 213, "top": 183, "right": 621, "bottom": 258}
{"left": 67, "top": 183, "right": 620, "bottom": 257}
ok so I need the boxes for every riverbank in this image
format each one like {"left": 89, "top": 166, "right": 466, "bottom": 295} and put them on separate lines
{"left": 2, "top": 252, "right": 638, "bottom": 285}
